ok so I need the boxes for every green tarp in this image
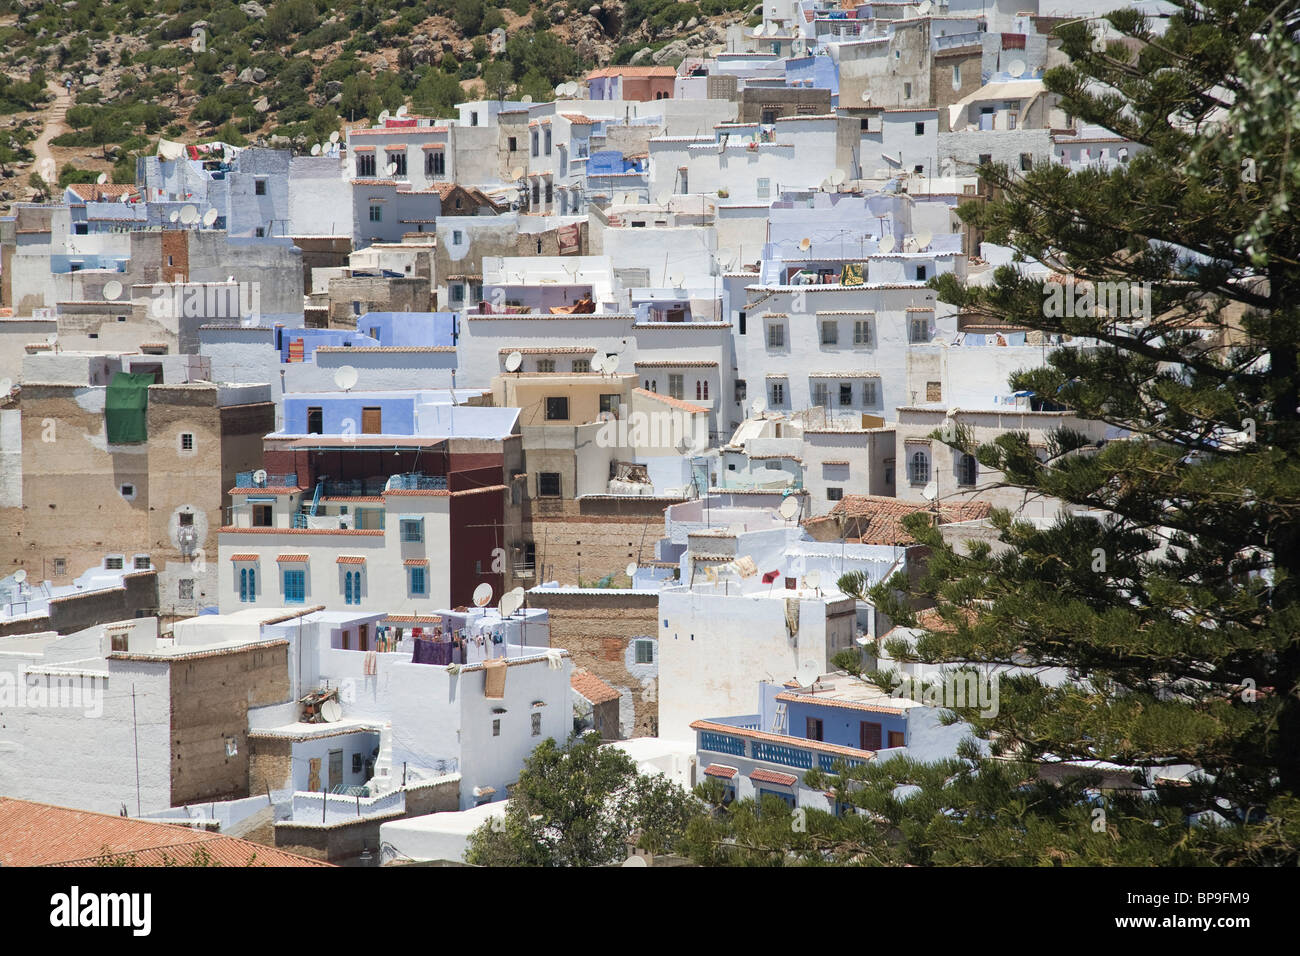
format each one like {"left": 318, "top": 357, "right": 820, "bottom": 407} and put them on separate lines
{"left": 105, "top": 371, "right": 153, "bottom": 444}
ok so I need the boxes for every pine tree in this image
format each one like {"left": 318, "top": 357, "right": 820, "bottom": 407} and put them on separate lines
{"left": 686, "top": 2, "right": 1300, "bottom": 865}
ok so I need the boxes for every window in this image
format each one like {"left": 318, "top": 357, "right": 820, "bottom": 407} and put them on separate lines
{"left": 952, "top": 64, "right": 961, "bottom": 86}
{"left": 915, "top": 265, "right": 927, "bottom": 281}
{"left": 400, "top": 518, "right": 424, "bottom": 543}
{"left": 306, "top": 407, "right": 323, "bottom": 434}
{"left": 180, "top": 432, "right": 194, "bottom": 451}
{"left": 452, "top": 230, "right": 462, "bottom": 244}
{"left": 820, "top": 320, "right": 838, "bottom": 345}
{"left": 668, "top": 374, "right": 684, "bottom": 400}
{"left": 426, "top": 151, "right": 446, "bottom": 176}
{"left": 133, "top": 555, "right": 151, "bottom": 570}
{"left": 914, "top": 121, "right": 925, "bottom": 136}
{"left": 862, "top": 381, "right": 878, "bottom": 405}
{"left": 909, "top": 317, "right": 930, "bottom": 343}
{"left": 508, "top": 136, "right": 518, "bottom": 152}
{"left": 1020, "top": 152, "right": 1033, "bottom": 172}
{"left": 120, "top": 484, "right": 135, "bottom": 499}
{"left": 179, "top": 512, "right": 194, "bottom": 527}
{"left": 105, "top": 556, "right": 125, "bottom": 570}
{"left": 357, "top": 154, "right": 376, "bottom": 177}
{"left": 696, "top": 380, "right": 709, "bottom": 401}
{"left": 53, "top": 558, "right": 67, "bottom": 575}
{"left": 839, "top": 383, "right": 854, "bottom": 406}
{"left": 903, "top": 81, "right": 912, "bottom": 99}
{"left": 179, "top": 578, "right": 195, "bottom": 601}
{"left": 545, "top": 396, "right": 569, "bottom": 421}
{"left": 889, "top": 730, "right": 906, "bottom": 748}
{"left": 254, "top": 226, "right": 266, "bottom": 238}
{"left": 492, "top": 718, "right": 501, "bottom": 737}
{"left": 860, "top": 721, "right": 883, "bottom": 751}
{"left": 253, "top": 504, "right": 273, "bottom": 527}
{"left": 761, "top": 108, "right": 776, "bottom": 125}
{"left": 767, "top": 323, "right": 784, "bottom": 349}
{"left": 572, "top": 358, "right": 590, "bottom": 373}
{"left": 531, "top": 713, "right": 542, "bottom": 736}
{"left": 545, "top": 181, "right": 553, "bottom": 205}
{"left": 957, "top": 452, "right": 978, "bottom": 486}
{"left": 909, "top": 450, "right": 930, "bottom": 484}
{"left": 408, "top": 566, "right": 427, "bottom": 596}
{"left": 827, "top": 487, "right": 843, "bottom": 501}
{"left": 635, "top": 640, "right": 654, "bottom": 664}
{"left": 538, "top": 472, "right": 562, "bottom": 497}
{"left": 978, "top": 153, "right": 992, "bottom": 166}
{"left": 531, "top": 130, "right": 539, "bottom": 156}
{"left": 769, "top": 381, "right": 785, "bottom": 406}
{"left": 369, "top": 205, "right": 382, "bottom": 223}
{"left": 254, "top": 179, "right": 266, "bottom": 195}
{"left": 282, "top": 569, "right": 304, "bottom": 603}
{"left": 536, "top": 358, "right": 555, "bottom": 373}
{"left": 239, "top": 566, "right": 256, "bottom": 602}
{"left": 806, "top": 717, "right": 824, "bottom": 741}
{"left": 544, "top": 128, "right": 552, "bottom": 154}
{"left": 738, "top": 311, "right": 746, "bottom": 335}
{"left": 854, "top": 319, "right": 872, "bottom": 346}
{"left": 361, "top": 407, "right": 382, "bottom": 434}
{"left": 531, "top": 182, "right": 540, "bottom": 205}
{"left": 926, "top": 380, "right": 942, "bottom": 402}
{"left": 389, "top": 152, "right": 407, "bottom": 177}
{"left": 812, "top": 382, "right": 829, "bottom": 407}
{"left": 756, "top": 177, "right": 770, "bottom": 199}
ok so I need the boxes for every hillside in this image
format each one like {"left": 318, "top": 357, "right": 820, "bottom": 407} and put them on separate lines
{"left": 0, "top": 0, "right": 756, "bottom": 210}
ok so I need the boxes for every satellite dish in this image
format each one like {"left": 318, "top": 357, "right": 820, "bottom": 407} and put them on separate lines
{"left": 603, "top": 354, "right": 620, "bottom": 374}
{"left": 917, "top": 0, "right": 933, "bottom": 15}
{"left": 798, "top": 237, "right": 811, "bottom": 251}
{"left": 102, "top": 279, "right": 123, "bottom": 301}
{"left": 510, "top": 166, "right": 525, "bottom": 182}
{"left": 820, "top": 179, "right": 833, "bottom": 192}
{"left": 253, "top": 469, "right": 268, "bottom": 486}
{"left": 778, "top": 497, "right": 799, "bottom": 520}
{"left": 830, "top": 168, "right": 847, "bottom": 186}
{"left": 753, "top": 23, "right": 765, "bottom": 36}
{"left": 169, "top": 211, "right": 180, "bottom": 223}
{"left": 46, "top": 333, "right": 59, "bottom": 346}
{"left": 334, "top": 365, "right": 359, "bottom": 392}
{"left": 861, "top": 90, "right": 872, "bottom": 103}
{"left": 1006, "top": 58, "right": 1027, "bottom": 79}
{"left": 14, "top": 569, "right": 27, "bottom": 584}
{"left": 804, "top": 569, "right": 821, "bottom": 590}
{"left": 797, "top": 659, "right": 820, "bottom": 686}
{"left": 879, "top": 235, "right": 896, "bottom": 253}
{"left": 385, "top": 162, "right": 397, "bottom": 176}
{"left": 329, "top": 131, "right": 340, "bottom": 144}
{"left": 589, "top": 351, "right": 605, "bottom": 372}
{"left": 554, "top": 84, "right": 566, "bottom": 97}
{"left": 521, "top": 94, "right": 533, "bottom": 103}
{"left": 915, "top": 230, "right": 933, "bottom": 250}
{"left": 567, "top": 82, "right": 580, "bottom": 96}
{"left": 625, "top": 563, "right": 637, "bottom": 579}
{"left": 504, "top": 350, "right": 523, "bottom": 373}
{"left": 473, "top": 583, "right": 494, "bottom": 608}
{"left": 750, "top": 397, "right": 767, "bottom": 416}
{"left": 922, "top": 480, "right": 938, "bottom": 502}
{"left": 179, "top": 205, "right": 198, "bottom": 225}
{"left": 203, "top": 208, "right": 219, "bottom": 227}
{"left": 96, "top": 172, "right": 108, "bottom": 185}
{"left": 499, "top": 590, "right": 524, "bottom": 618}
{"left": 310, "top": 143, "right": 321, "bottom": 156}
{"left": 669, "top": 273, "right": 683, "bottom": 287}
{"left": 396, "top": 104, "right": 409, "bottom": 117}
{"left": 321, "top": 700, "right": 342, "bottom": 723}
{"left": 378, "top": 109, "right": 390, "bottom": 123}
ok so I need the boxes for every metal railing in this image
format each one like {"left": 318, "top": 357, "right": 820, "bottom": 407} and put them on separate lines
{"left": 235, "top": 471, "right": 298, "bottom": 488}
{"left": 384, "top": 473, "right": 447, "bottom": 492}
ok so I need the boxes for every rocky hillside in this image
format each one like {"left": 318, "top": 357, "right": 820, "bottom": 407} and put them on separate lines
{"left": 0, "top": 0, "right": 756, "bottom": 209}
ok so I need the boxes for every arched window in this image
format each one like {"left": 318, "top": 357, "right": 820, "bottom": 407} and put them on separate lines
{"left": 239, "top": 567, "right": 247, "bottom": 602}
{"left": 957, "top": 452, "right": 977, "bottom": 486}
{"left": 702, "top": 380, "right": 709, "bottom": 400}
{"left": 909, "top": 450, "right": 930, "bottom": 484}
{"left": 695, "top": 380, "right": 702, "bottom": 400}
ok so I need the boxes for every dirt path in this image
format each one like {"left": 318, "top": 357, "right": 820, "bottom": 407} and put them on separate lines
{"left": 30, "top": 78, "right": 72, "bottom": 186}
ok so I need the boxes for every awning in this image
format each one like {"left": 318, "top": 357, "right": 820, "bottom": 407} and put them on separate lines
{"left": 229, "top": 553, "right": 260, "bottom": 562}
{"left": 276, "top": 554, "right": 310, "bottom": 563}
{"left": 703, "top": 764, "right": 738, "bottom": 779}
{"left": 750, "top": 768, "right": 798, "bottom": 787}
{"left": 336, "top": 555, "right": 367, "bottom": 564}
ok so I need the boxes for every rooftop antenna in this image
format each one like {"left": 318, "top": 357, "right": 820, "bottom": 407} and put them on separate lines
{"left": 798, "top": 237, "right": 811, "bottom": 252}
{"left": 625, "top": 562, "right": 638, "bottom": 581}
{"left": 14, "top": 569, "right": 27, "bottom": 584}
{"left": 830, "top": 168, "right": 847, "bottom": 187}
{"left": 169, "top": 210, "right": 180, "bottom": 223}
{"left": 334, "top": 365, "right": 359, "bottom": 392}
{"left": 385, "top": 161, "right": 397, "bottom": 176}
{"left": 378, "top": 109, "right": 391, "bottom": 124}
{"left": 603, "top": 354, "right": 620, "bottom": 374}
{"left": 310, "top": 143, "right": 322, "bottom": 156}
{"left": 804, "top": 568, "right": 822, "bottom": 594}
{"left": 917, "top": 0, "right": 933, "bottom": 15}
{"left": 396, "top": 104, "right": 409, "bottom": 118}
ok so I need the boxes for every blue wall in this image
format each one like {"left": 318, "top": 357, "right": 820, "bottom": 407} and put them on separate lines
{"left": 356, "top": 312, "right": 458, "bottom": 347}
{"left": 786, "top": 699, "right": 906, "bottom": 750}
{"left": 277, "top": 327, "right": 379, "bottom": 363}
{"left": 282, "top": 394, "right": 417, "bottom": 435}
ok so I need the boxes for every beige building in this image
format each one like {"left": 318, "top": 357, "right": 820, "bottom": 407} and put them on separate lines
{"left": 14, "top": 351, "right": 273, "bottom": 610}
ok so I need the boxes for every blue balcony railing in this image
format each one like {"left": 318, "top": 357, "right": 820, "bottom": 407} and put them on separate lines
{"left": 385, "top": 473, "right": 447, "bottom": 492}
{"left": 236, "top": 471, "right": 298, "bottom": 488}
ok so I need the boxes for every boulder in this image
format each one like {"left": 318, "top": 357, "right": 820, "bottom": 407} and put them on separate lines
{"left": 239, "top": 2, "right": 267, "bottom": 19}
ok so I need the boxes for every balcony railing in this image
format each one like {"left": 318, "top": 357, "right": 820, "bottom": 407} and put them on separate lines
{"left": 236, "top": 471, "right": 298, "bottom": 488}
{"left": 384, "top": 473, "right": 447, "bottom": 492}
{"left": 318, "top": 477, "right": 391, "bottom": 497}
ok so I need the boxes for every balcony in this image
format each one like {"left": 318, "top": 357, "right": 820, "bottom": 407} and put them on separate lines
{"left": 236, "top": 471, "right": 298, "bottom": 488}
{"left": 384, "top": 473, "right": 447, "bottom": 492}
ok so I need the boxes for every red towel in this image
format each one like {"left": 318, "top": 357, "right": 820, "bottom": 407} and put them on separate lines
{"left": 762, "top": 569, "right": 780, "bottom": 584}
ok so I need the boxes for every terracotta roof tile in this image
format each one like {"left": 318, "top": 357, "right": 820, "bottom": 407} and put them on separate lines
{"left": 570, "top": 669, "right": 621, "bottom": 705}
{"left": 632, "top": 387, "right": 708, "bottom": 414}
{"left": 773, "top": 691, "right": 905, "bottom": 715}
{"left": 336, "top": 555, "right": 367, "bottom": 564}
{"left": 0, "top": 798, "right": 327, "bottom": 867}
{"left": 827, "top": 494, "right": 992, "bottom": 545}
{"left": 276, "top": 554, "right": 310, "bottom": 562}
{"left": 703, "top": 764, "right": 738, "bottom": 779}
{"left": 66, "top": 183, "right": 140, "bottom": 202}
{"left": 749, "top": 768, "right": 799, "bottom": 786}
{"left": 403, "top": 558, "right": 429, "bottom": 567}
{"left": 229, "top": 553, "right": 260, "bottom": 562}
